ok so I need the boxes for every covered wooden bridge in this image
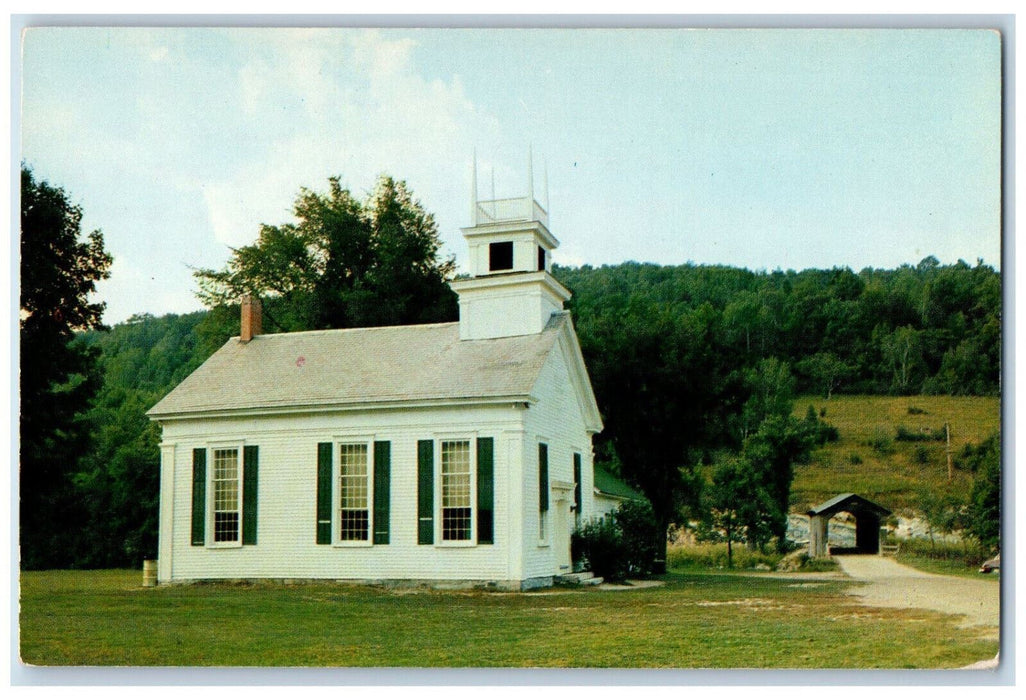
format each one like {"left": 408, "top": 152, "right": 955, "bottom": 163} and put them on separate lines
{"left": 807, "top": 493, "right": 891, "bottom": 558}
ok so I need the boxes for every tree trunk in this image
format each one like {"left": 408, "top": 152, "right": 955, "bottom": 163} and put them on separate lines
{"left": 653, "top": 519, "right": 669, "bottom": 574}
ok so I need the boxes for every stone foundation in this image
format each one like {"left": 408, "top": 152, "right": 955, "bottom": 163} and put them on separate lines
{"left": 160, "top": 575, "right": 556, "bottom": 592}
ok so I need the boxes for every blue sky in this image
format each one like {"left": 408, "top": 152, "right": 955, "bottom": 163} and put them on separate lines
{"left": 20, "top": 27, "right": 1001, "bottom": 324}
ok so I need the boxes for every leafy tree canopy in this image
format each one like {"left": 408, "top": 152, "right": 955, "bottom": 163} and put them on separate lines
{"left": 20, "top": 165, "right": 112, "bottom": 569}
{"left": 573, "top": 296, "right": 750, "bottom": 560}
{"left": 555, "top": 258, "right": 1000, "bottom": 397}
{"left": 964, "top": 432, "right": 1001, "bottom": 552}
{"left": 194, "top": 176, "right": 458, "bottom": 338}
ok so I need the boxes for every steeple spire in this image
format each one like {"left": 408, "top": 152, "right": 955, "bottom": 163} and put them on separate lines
{"left": 527, "top": 145, "right": 534, "bottom": 209}
{"left": 470, "top": 149, "right": 478, "bottom": 225}
{"left": 543, "top": 157, "right": 549, "bottom": 212}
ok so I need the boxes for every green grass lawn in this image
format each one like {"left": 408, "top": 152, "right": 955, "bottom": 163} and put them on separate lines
{"left": 19, "top": 569, "right": 997, "bottom": 668}
{"left": 892, "top": 553, "right": 995, "bottom": 580}
{"left": 792, "top": 394, "right": 1000, "bottom": 513}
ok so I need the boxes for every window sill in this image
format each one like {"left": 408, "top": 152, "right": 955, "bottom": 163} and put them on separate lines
{"left": 537, "top": 541, "right": 550, "bottom": 548}
{"left": 333, "top": 541, "right": 374, "bottom": 548}
{"left": 207, "top": 541, "right": 243, "bottom": 549}
{"left": 435, "top": 540, "right": 478, "bottom": 548}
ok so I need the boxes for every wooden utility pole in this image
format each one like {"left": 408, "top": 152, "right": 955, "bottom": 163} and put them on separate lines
{"left": 946, "top": 422, "right": 953, "bottom": 481}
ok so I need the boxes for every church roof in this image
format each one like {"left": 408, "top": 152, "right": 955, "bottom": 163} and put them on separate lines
{"left": 148, "top": 313, "right": 570, "bottom": 419}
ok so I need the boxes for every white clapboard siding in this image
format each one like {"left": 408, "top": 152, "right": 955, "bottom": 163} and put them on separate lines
{"left": 161, "top": 404, "right": 525, "bottom": 583}
{"left": 520, "top": 334, "right": 593, "bottom": 580}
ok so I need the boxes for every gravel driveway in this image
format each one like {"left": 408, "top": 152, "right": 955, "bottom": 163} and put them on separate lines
{"left": 834, "top": 555, "right": 1000, "bottom": 637}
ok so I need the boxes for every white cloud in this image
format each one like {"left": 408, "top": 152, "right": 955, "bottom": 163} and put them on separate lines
{"left": 202, "top": 29, "right": 500, "bottom": 250}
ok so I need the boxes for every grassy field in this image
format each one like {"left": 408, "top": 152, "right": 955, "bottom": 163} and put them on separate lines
{"left": 19, "top": 569, "right": 997, "bottom": 668}
{"left": 892, "top": 553, "right": 993, "bottom": 579}
{"left": 791, "top": 394, "right": 1000, "bottom": 514}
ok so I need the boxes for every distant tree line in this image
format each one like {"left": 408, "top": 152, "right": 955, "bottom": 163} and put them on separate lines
{"left": 555, "top": 258, "right": 1000, "bottom": 399}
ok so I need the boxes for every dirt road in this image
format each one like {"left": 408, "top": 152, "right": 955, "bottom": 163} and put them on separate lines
{"left": 834, "top": 555, "right": 1000, "bottom": 637}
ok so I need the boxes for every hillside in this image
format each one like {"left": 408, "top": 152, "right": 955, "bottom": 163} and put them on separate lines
{"left": 791, "top": 395, "right": 1001, "bottom": 514}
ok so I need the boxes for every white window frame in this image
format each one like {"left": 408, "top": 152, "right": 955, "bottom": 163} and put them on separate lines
{"left": 207, "top": 443, "right": 245, "bottom": 548}
{"left": 434, "top": 434, "right": 478, "bottom": 547}
{"left": 332, "top": 435, "right": 375, "bottom": 547}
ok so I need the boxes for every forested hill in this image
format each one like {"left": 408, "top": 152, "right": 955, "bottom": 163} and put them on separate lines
{"left": 72, "top": 257, "right": 999, "bottom": 567}
{"left": 74, "top": 310, "right": 218, "bottom": 567}
{"left": 89, "top": 257, "right": 1001, "bottom": 406}
{"left": 556, "top": 257, "right": 1000, "bottom": 397}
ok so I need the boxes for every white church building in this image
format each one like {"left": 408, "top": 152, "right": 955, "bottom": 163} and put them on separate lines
{"left": 147, "top": 166, "right": 604, "bottom": 590}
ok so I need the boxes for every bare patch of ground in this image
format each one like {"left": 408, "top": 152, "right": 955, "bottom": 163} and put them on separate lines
{"left": 596, "top": 579, "right": 665, "bottom": 591}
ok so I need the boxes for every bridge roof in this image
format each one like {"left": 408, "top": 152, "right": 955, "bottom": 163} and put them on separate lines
{"left": 807, "top": 493, "right": 892, "bottom": 518}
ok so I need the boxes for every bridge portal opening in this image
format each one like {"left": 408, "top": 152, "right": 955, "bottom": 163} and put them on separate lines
{"left": 807, "top": 493, "right": 891, "bottom": 558}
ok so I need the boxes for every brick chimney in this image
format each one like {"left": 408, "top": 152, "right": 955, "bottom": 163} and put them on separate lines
{"left": 240, "top": 294, "right": 262, "bottom": 343}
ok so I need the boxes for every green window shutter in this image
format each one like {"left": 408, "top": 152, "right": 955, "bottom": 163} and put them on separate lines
{"left": 539, "top": 443, "right": 549, "bottom": 512}
{"left": 242, "top": 445, "right": 259, "bottom": 545}
{"left": 477, "top": 437, "right": 494, "bottom": 544}
{"left": 191, "top": 448, "right": 206, "bottom": 546}
{"left": 417, "top": 439, "right": 434, "bottom": 545}
{"left": 373, "top": 441, "right": 391, "bottom": 544}
{"left": 573, "top": 453, "right": 582, "bottom": 512}
{"left": 316, "top": 442, "right": 333, "bottom": 544}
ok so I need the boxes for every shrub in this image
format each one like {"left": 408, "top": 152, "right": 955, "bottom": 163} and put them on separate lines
{"left": 572, "top": 518, "right": 629, "bottom": 581}
{"left": 804, "top": 404, "right": 839, "bottom": 444}
{"left": 615, "top": 500, "right": 662, "bottom": 573}
{"left": 867, "top": 427, "right": 893, "bottom": 454}
{"left": 776, "top": 550, "right": 838, "bottom": 572}
{"left": 818, "top": 422, "right": 840, "bottom": 443}
{"left": 571, "top": 501, "right": 661, "bottom": 581}
{"left": 907, "top": 405, "right": 927, "bottom": 415}
{"left": 912, "top": 445, "right": 930, "bottom": 464}
{"left": 848, "top": 452, "right": 863, "bottom": 465}
{"left": 798, "top": 556, "right": 839, "bottom": 572}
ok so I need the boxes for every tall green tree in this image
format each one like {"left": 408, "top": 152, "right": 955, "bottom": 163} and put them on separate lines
{"left": 735, "top": 361, "right": 823, "bottom": 551}
{"left": 706, "top": 457, "right": 774, "bottom": 567}
{"left": 881, "top": 325, "right": 926, "bottom": 395}
{"left": 963, "top": 432, "right": 1001, "bottom": 552}
{"left": 916, "top": 487, "right": 965, "bottom": 551}
{"left": 723, "top": 290, "right": 762, "bottom": 358}
{"left": 797, "top": 352, "right": 852, "bottom": 400}
{"left": 574, "top": 298, "right": 749, "bottom": 567}
{"left": 739, "top": 357, "right": 795, "bottom": 439}
{"left": 20, "top": 166, "right": 112, "bottom": 569}
{"left": 194, "top": 176, "right": 458, "bottom": 339}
